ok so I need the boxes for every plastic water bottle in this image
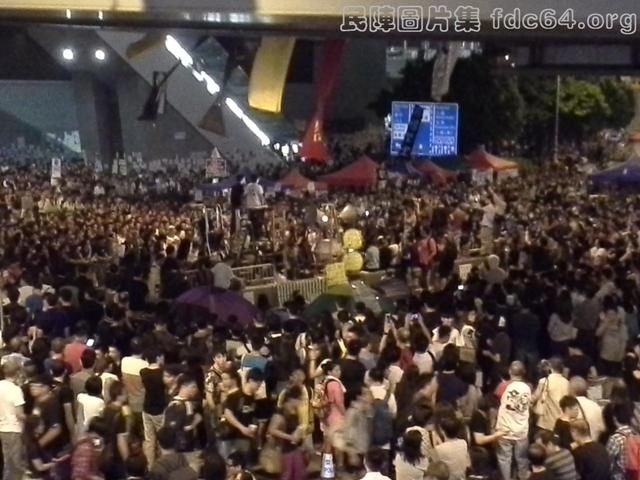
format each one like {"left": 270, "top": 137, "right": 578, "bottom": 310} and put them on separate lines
{"left": 320, "top": 452, "right": 335, "bottom": 480}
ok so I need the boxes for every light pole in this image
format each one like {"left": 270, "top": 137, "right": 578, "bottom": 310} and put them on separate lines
{"left": 554, "top": 75, "right": 561, "bottom": 162}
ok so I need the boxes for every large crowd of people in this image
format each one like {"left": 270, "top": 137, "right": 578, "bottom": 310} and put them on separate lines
{"left": 0, "top": 143, "right": 638, "bottom": 480}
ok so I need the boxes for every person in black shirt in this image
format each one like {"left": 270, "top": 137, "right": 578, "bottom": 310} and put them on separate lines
{"left": 50, "top": 360, "right": 76, "bottom": 445}
{"left": 29, "top": 375, "right": 68, "bottom": 459}
{"left": 124, "top": 266, "right": 150, "bottom": 312}
{"left": 553, "top": 396, "right": 580, "bottom": 450}
{"left": 565, "top": 342, "right": 596, "bottom": 380}
{"left": 140, "top": 348, "right": 168, "bottom": 467}
{"left": 24, "top": 415, "right": 55, "bottom": 479}
{"left": 230, "top": 175, "right": 244, "bottom": 235}
{"left": 338, "top": 339, "right": 366, "bottom": 407}
{"left": 268, "top": 386, "right": 305, "bottom": 480}
{"left": 435, "top": 346, "right": 468, "bottom": 405}
{"left": 163, "top": 373, "right": 203, "bottom": 474}
{"left": 219, "top": 368, "right": 259, "bottom": 460}
{"left": 79, "top": 288, "right": 104, "bottom": 334}
{"left": 469, "top": 394, "right": 504, "bottom": 458}
{"left": 570, "top": 419, "right": 611, "bottom": 480}
{"left": 102, "top": 381, "right": 129, "bottom": 480}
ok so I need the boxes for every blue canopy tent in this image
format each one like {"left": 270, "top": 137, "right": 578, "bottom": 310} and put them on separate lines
{"left": 199, "top": 177, "right": 236, "bottom": 196}
{"left": 589, "top": 157, "right": 640, "bottom": 192}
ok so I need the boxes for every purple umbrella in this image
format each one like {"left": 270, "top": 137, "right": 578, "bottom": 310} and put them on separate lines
{"left": 176, "top": 286, "right": 258, "bottom": 327}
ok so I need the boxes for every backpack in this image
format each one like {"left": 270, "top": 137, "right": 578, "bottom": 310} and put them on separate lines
{"left": 371, "top": 389, "right": 394, "bottom": 446}
{"left": 625, "top": 433, "right": 640, "bottom": 480}
{"left": 311, "top": 379, "right": 336, "bottom": 418}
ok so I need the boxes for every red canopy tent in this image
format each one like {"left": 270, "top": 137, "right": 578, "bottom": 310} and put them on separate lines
{"left": 415, "top": 161, "right": 456, "bottom": 185}
{"left": 319, "top": 155, "right": 379, "bottom": 188}
{"left": 278, "top": 168, "right": 327, "bottom": 191}
{"left": 466, "top": 146, "right": 518, "bottom": 172}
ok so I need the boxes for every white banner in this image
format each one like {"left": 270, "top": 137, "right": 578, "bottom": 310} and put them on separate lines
{"left": 112, "top": 159, "right": 118, "bottom": 175}
{"left": 431, "top": 42, "right": 462, "bottom": 101}
{"left": 51, "top": 157, "right": 62, "bottom": 179}
{"left": 95, "top": 159, "right": 103, "bottom": 173}
{"left": 205, "top": 147, "right": 228, "bottom": 178}
{"left": 119, "top": 157, "right": 128, "bottom": 176}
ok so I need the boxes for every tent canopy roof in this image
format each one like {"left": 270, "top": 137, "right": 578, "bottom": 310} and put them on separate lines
{"left": 414, "top": 160, "right": 456, "bottom": 184}
{"left": 279, "top": 168, "right": 327, "bottom": 190}
{"left": 466, "top": 146, "right": 518, "bottom": 171}
{"left": 319, "top": 155, "right": 379, "bottom": 188}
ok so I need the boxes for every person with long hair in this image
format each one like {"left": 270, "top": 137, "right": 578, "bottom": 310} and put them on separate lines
{"left": 319, "top": 360, "right": 346, "bottom": 470}
{"left": 394, "top": 428, "right": 430, "bottom": 480}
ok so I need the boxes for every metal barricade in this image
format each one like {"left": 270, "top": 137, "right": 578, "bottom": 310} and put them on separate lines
{"left": 231, "top": 264, "right": 275, "bottom": 286}
{"left": 276, "top": 277, "right": 326, "bottom": 306}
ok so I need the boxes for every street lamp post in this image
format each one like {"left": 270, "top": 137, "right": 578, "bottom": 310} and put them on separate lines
{"left": 554, "top": 75, "right": 561, "bottom": 162}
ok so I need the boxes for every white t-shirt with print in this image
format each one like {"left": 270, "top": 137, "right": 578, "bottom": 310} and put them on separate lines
{"left": 496, "top": 380, "right": 531, "bottom": 440}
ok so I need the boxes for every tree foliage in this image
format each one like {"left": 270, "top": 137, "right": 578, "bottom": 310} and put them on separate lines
{"left": 371, "top": 54, "right": 635, "bottom": 156}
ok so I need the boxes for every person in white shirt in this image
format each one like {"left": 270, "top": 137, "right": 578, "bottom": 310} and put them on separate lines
{"left": 76, "top": 376, "right": 105, "bottom": 435}
{"left": 479, "top": 198, "right": 497, "bottom": 254}
{"left": 412, "top": 335, "right": 435, "bottom": 375}
{"left": 368, "top": 367, "right": 397, "bottom": 417}
{"left": 364, "top": 242, "right": 380, "bottom": 271}
{"left": 532, "top": 357, "right": 569, "bottom": 431}
{"left": 0, "top": 360, "right": 26, "bottom": 480}
{"left": 244, "top": 175, "right": 264, "bottom": 209}
{"left": 121, "top": 338, "right": 149, "bottom": 427}
{"left": 570, "top": 376, "right": 605, "bottom": 441}
{"left": 496, "top": 361, "right": 531, "bottom": 480}
{"left": 434, "top": 417, "right": 471, "bottom": 480}
{"left": 212, "top": 259, "right": 235, "bottom": 290}
{"left": 360, "top": 447, "right": 392, "bottom": 480}
{"left": 245, "top": 175, "right": 266, "bottom": 238}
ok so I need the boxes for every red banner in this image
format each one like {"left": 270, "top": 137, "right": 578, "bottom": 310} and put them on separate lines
{"left": 300, "top": 40, "right": 345, "bottom": 164}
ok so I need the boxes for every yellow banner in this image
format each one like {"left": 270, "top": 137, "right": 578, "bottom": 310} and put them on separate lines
{"left": 248, "top": 36, "right": 295, "bottom": 113}
{"left": 325, "top": 262, "right": 347, "bottom": 288}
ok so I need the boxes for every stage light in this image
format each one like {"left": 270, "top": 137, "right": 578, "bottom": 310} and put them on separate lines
{"left": 94, "top": 49, "right": 106, "bottom": 61}
{"left": 321, "top": 215, "right": 329, "bottom": 223}
{"left": 273, "top": 143, "right": 280, "bottom": 150}
{"left": 292, "top": 143, "right": 299, "bottom": 154}
{"left": 281, "top": 145, "right": 290, "bottom": 156}
{"left": 504, "top": 54, "right": 510, "bottom": 61}
{"left": 62, "top": 48, "right": 74, "bottom": 61}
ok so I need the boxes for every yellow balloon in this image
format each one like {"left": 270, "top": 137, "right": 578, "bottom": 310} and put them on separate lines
{"left": 343, "top": 228, "right": 363, "bottom": 250}
{"left": 344, "top": 251, "right": 364, "bottom": 272}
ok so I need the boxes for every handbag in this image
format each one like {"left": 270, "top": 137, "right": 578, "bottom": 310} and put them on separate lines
{"left": 532, "top": 378, "right": 549, "bottom": 417}
{"left": 259, "top": 436, "right": 282, "bottom": 474}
